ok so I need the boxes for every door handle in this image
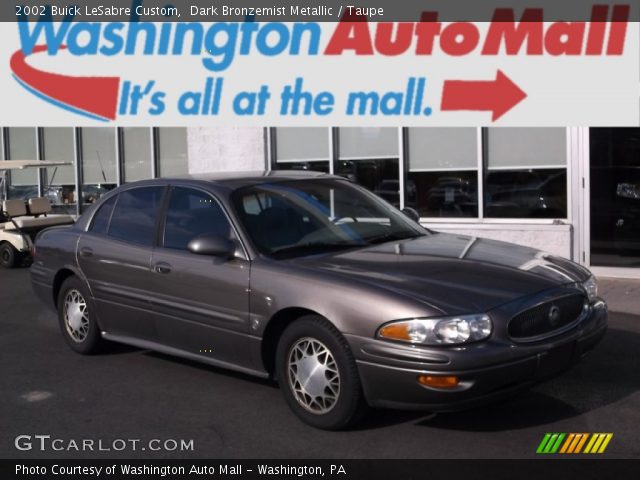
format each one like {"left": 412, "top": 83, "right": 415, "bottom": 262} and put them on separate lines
{"left": 79, "top": 247, "right": 93, "bottom": 258}
{"left": 154, "top": 262, "right": 172, "bottom": 274}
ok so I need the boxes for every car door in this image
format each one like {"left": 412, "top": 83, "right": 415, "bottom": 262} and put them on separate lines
{"left": 77, "top": 186, "right": 165, "bottom": 341}
{"left": 149, "top": 186, "right": 252, "bottom": 368}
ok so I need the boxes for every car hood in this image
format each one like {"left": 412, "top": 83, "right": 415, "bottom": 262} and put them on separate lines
{"left": 292, "top": 232, "right": 590, "bottom": 315}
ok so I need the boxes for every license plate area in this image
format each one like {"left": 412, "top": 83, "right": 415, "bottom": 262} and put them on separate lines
{"left": 536, "top": 342, "right": 576, "bottom": 379}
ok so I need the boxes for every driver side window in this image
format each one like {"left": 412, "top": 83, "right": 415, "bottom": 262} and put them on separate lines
{"left": 163, "top": 187, "right": 232, "bottom": 250}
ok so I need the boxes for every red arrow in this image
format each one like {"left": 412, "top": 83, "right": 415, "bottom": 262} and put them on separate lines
{"left": 10, "top": 45, "right": 120, "bottom": 121}
{"left": 441, "top": 70, "right": 527, "bottom": 121}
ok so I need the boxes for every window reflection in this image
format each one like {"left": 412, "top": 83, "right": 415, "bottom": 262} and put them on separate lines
{"left": 43, "top": 127, "right": 76, "bottom": 214}
{"left": 336, "top": 159, "right": 400, "bottom": 207}
{"left": 484, "top": 169, "right": 567, "bottom": 218}
{"left": 408, "top": 171, "right": 478, "bottom": 217}
{"left": 6, "top": 128, "right": 38, "bottom": 200}
{"left": 80, "top": 128, "right": 117, "bottom": 208}
{"left": 590, "top": 128, "right": 640, "bottom": 267}
{"left": 274, "top": 161, "right": 329, "bottom": 173}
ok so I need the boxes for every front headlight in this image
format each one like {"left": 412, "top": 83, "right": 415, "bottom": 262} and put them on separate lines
{"left": 378, "top": 314, "right": 492, "bottom": 346}
{"left": 582, "top": 275, "right": 598, "bottom": 303}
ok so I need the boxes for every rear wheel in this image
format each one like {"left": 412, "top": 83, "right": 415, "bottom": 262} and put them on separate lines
{"left": 276, "top": 315, "right": 366, "bottom": 430}
{"left": 57, "top": 276, "right": 104, "bottom": 354}
{"left": 0, "top": 242, "right": 20, "bottom": 269}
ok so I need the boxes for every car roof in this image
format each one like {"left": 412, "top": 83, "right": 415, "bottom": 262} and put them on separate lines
{"left": 130, "top": 170, "right": 340, "bottom": 190}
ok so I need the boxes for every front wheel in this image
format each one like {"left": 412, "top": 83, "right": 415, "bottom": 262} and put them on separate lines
{"left": 276, "top": 315, "right": 366, "bottom": 430}
{"left": 57, "top": 276, "right": 104, "bottom": 354}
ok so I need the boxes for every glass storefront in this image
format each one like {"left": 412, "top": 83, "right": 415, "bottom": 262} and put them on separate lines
{"left": 271, "top": 127, "right": 569, "bottom": 220}
{"left": 485, "top": 128, "right": 567, "bottom": 219}
{"left": 158, "top": 127, "right": 189, "bottom": 177}
{"left": 407, "top": 127, "right": 478, "bottom": 217}
{"left": 122, "top": 127, "right": 153, "bottom": 183}
{"left": 590, "top": 128, "right": 640, "bottom": 268}
{"left": 5, "top": 127, "right": 38, "bottom": 200}
{"left": 1, "top": 127, "right": 189, "bottom": 215}
{"left": 273, "top": 127, "right": 330, "bottom": 173}
{"left": 42, "top": 127, "right": 77, "bottom": 214}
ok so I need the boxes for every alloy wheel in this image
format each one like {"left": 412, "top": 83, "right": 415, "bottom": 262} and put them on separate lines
{"left": 287, "top": 337, "right": 341, "bottom": 414}
{"left": 63, "top": 289, "right": 90, "bottom": 343}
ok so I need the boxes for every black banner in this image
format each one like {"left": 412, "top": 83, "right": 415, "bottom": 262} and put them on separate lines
{"left": 3, "top": 460, "right": 640, "bottom": 480}
{"left": 2, "top": 0, "right": 640, "bottom": 22}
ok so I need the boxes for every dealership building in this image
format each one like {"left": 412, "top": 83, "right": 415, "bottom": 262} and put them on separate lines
{"left": 1, "top": 126, "right": 638, "bottom": 278}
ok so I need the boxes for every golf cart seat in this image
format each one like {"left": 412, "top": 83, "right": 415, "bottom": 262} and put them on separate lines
{"left": 1, "top": 198, "right": 74, "bottom": 230}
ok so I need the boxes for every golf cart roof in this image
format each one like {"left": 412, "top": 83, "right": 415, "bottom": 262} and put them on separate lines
{"left": 1, "top": 160, "right": 72, "bottom": 170}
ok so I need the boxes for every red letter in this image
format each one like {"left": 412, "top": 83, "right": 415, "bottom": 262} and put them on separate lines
{"left": 545, "top": 22, "right": 586, "bottom": 55}
{"left": 324, "top": 13, "right": 373, "bottom": 55}
{"left": 414, "top": 12, "right": 441, "bottom": 55}
{"left": 607, "top": 5, "right": 629, "bottom": 55}
{"left": 440, "top": 22, "right": 480, "bottom": 56}
{"left": 374, "top": 23, "right": 414, "bottom": 56}
{"left": 585, "top": 5, "right": 608, "bottom": 55}
{"left": 482, "top": 9, "right": 544, "bottom": 55}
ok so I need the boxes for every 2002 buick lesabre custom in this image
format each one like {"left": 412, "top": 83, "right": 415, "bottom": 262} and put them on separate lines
{"left": 31, "top": 171, "right": 607, "bottom": 429}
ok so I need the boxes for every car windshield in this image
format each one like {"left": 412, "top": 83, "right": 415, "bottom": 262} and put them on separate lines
{"left": 232, "top": 178, "right": 428, "bottom": 258}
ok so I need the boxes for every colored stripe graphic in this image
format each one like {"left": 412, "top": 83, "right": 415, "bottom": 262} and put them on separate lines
{"left": 538, "top": 433, "right": 613, "bottom": 454}
{"left": 585, "top": 433, "right": 614, "bottom": 454}
{"left": 10, "top": 45, "right": 120, "bottom": 121}
{"left": 536, "top": 433, "right": 552, "bottom": 453}
{"left": 537, "top": 433, "right": 565, "bottom": 454}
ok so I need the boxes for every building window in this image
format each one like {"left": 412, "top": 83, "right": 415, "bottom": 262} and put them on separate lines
{"left": 42, "top": 128, "right": 76, "bottom": 214}
{"left": 80, "top": 127, "right": 117, "bottom": 207}
{"left": 122, "top": 127, "right": 153, "bottom": 183}
{"left": 485, "top": 128, "right": 567, "bottom": 218}
{"left": 407, "top": 127, "right": 478, "bottom": 217}
{"left": 589, "top": 128, "right": 640, "bottom": 267}
{"left": 157, "top": 127, "right": 189, "bottom": 177}
{"left": 269, "top": 127, "right": 570, "bottom": 222}
{"left": 336, "top": 127, "right": 400, "bottom": 207}
{"left": 5, "top": 127, "right": 38, "bottom": 199}
{"left": 274, "top": 127, "right": 330, "bottom": 173}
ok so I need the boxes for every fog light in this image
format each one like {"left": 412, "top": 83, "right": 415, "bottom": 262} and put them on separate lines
{"left": 417, "top": 375, "right": 459, "bottom": 389}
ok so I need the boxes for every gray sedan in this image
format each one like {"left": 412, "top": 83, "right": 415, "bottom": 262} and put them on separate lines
{"left": 30, "top": 171, "right": 607, "bottom": 429}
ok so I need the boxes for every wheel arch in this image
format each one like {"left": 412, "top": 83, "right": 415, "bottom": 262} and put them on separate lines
{"left": 52, "top": 267, "right": 88, "bottom": 309}
{"left": 261, "top": 307, "right": 331, "bottom": 378}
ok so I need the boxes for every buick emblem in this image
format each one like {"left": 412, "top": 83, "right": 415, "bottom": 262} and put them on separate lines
{"left": 548, "top": 305, "right": 561, "bottom": 326}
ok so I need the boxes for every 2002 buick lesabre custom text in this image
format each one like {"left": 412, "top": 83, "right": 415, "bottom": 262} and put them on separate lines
{"left": 31, "top": 172, "right": 607, "bottom": 429}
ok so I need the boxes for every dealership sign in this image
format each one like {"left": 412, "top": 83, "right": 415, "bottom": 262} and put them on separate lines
{"left": 1, "top": 2, "right": 638, "bottom": 125}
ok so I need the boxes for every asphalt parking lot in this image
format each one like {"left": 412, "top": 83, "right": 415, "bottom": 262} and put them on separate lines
{"left": 1, "top": 267, "right": 639, "bottom": 459}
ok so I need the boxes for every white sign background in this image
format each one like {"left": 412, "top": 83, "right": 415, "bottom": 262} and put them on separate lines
{"left": 0, "top": 21, "right": 638, "bottom": 126}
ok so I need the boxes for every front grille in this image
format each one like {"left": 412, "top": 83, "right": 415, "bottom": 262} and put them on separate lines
{"left": 508, "top": 294, "right": 587, "bottom": 341}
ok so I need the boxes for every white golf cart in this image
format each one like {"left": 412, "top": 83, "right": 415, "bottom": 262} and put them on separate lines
{"left": 0, "top": 160, "right": 76, "bottom": 268}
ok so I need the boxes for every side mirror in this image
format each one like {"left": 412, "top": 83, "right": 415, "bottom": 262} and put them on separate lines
{"left": 187, "top": 234, "right": 236, "bottom": 258}
{"left": 401, "top": 207, "right": 420, "bottom": 223}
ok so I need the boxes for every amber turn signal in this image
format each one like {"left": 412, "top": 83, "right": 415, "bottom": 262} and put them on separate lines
{"left": 417, "top": 375, "right": 460, "bottom": 389}
{"left": 378, "top": 322, "right": 413, "bottom": 341}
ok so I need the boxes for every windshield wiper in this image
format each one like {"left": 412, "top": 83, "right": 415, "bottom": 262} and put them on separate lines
{"left": 270, "top": 241, "right": 366, "bottom": 257}
{"left": 365, "top": 232, "right": 424, "bottom": 245}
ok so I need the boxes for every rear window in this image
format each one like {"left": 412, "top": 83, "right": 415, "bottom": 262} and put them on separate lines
{"left": 89, "top": 195, "right": 117, "bottom": 235}
{"left": 108, "top": 187, "right": 164, "bottom": 246}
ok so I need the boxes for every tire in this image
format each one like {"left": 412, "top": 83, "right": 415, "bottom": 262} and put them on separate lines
{"left": 57, "top": 276, "right": 104, "bottom": 354}
{"left": 276, "top": 315, "right": 366, "bottom": 430}
{"left": 0, "top": 242, "right": 19, "bottom": 269}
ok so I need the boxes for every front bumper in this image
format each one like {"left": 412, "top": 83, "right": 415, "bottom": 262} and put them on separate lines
{"left": 347, "top": 300, "right": 607, "bottom": 411}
